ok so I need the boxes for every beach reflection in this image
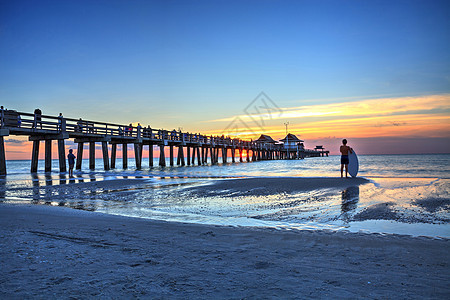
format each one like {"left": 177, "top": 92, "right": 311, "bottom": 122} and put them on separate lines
{"left": 44, "top": 174, "right": 52, "bottom": 186}
{"left": 31, "top": 173, "right": 40, "bottom": 204}
{"left": 0, "top": 179, "right": 5, "bottom": 202}
{"left": 76, "top": 173, "right": 84, "bottom": 183}
{"left": 44, "top": 174, "right": 52, "bottom": 205}
{"left": 59, "top": 174, "right": 67, "bottom": 185}
{"left": 89, "top": 174, "right": 96, "bottom": 182}
{"left": 341, "top": 186, "right": 359, "bottom": 224}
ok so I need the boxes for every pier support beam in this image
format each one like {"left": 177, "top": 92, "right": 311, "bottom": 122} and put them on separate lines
{"left": 45, "top": 140, "right": 52, "bottom": 172}
{"left": 246, "top": 149, "right": 250, "bottom": 162}
{"left": 76, "top": 142, "right": 83, "bottom": 170}
{"left": 210, "top": 147, "right": 215, "bottom": 165}
{"left": 239, "top": 148, "right": 243, "bottom": 162}
{"left": 0, "top": 137, "right": 6, "bottom": 175}
{"left": 187, "top": 146, "right": 191, "bottom": 166}
{"left": 57, "top": 140, "right": 66, "bottom": 173}
{"left": 178, "top": 146, "right": 185, "bottom": 166}
{"left": 202, "top": 147, "right": 206, "bottom": 164}
{"left": 170, "top": 145, "right": 174, "bottom": 166}
{"left": 102, "top": 141, "right": 110, "bottom": 170}
{"left": 159, "top": 145, "right": 166, "bottom": 167}
{"left": 222, "top": 148, "right": 226, "bottom": 164}
{"left": 149, "top": 145, "right": 153, "bottom": 167}
{"left": 122, "top": 143, "right": 128, "bottom": 169}
{"left": 89, "top": 141, "right": 95, "bottom": 170}
{"left": 134, "top": 143, "right": 141, "bottom": 169}
{"left": 31, "top": 140, "right": 40, "bottom": 173}
{"left": 111, "top": 143, "right": 117, "bottom": 169}
{"left": 197, "top": 147, "right": 201, "bottom": 165}
{"left": 140, "top": 145, "right": 144, "bottom": 166}
{"left": 231, "top": 148, "right": 235, "bottom": 163}
{"left": 191, "top": 147, "right": 196, "bottom": 165}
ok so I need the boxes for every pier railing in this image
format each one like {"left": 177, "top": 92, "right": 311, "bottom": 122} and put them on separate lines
{"left": 0, "top": 110, "right": 258, "bottom": 145}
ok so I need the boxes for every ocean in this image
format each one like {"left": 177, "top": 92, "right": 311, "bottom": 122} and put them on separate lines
{"left": 1, "top": 154, "right": 449, "bottom": 238}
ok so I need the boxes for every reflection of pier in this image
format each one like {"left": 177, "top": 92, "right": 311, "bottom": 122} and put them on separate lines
{"left": 0, "top": 109, "right": 328, "bottom": 174}
{"left": 27, "top": 173, "right": 99, "bottom": 211}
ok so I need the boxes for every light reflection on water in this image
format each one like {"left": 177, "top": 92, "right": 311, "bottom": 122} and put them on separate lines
{"left": 0, "top": 154, "right": 449, "bottom": 238}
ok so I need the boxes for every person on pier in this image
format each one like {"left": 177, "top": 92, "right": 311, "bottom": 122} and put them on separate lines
{"left": 128, "top": 124, "right": 133, "bottom": 136}
{"left": 340, "top": 139, "right": 353, "bottom": 178}
{"left": 58, "top": 113, "right": 63, "bottom": 132}
{"left": 76, "top": 118, "right": 83, "bottom": 132}
{"left": 67, "top": 149, "right": 76, "bottom": 177}
{"left": 146, "top": 125, "right": 152, "bottom": 138}
{"left": 137, "top": 123, "right": 142, "bottom": 137}
{"left": 34, "top": 108, "right": 42, "bottom": 129}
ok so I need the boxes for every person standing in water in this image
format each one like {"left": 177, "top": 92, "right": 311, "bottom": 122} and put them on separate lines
{"left": 67, "top": 149, "right": 76, "bottom": 177}
{"left": 340, "top": 139, "right": 353, "bottom": 178}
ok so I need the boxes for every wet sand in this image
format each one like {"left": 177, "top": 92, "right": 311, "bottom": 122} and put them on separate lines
{"left": 187, "top": 177, "right": 370, "bottom": 196}
{"left": 1, "top": 202, "right": 449, "bottom": 299}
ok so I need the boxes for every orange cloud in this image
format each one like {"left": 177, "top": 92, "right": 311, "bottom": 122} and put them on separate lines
{"left": 210, "top": 94, "right": 449, "bottom": 123}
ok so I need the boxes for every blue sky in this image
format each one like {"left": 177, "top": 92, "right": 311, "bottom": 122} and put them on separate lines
{"left": 1, "top": 0, "right": 449, "bottom": 154}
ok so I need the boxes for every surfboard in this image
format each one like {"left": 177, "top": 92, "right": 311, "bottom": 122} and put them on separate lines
{"left": 348, "top": 150, "right": 359, "bottom": 177}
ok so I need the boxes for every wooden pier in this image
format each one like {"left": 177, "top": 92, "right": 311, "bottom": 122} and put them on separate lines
{"left": 0, "top": 109, "right": 328, "bottom": 175}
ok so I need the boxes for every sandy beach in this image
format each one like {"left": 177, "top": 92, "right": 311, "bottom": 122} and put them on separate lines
{"left": 1, "top": 198, "right": 449, "bottom": 299}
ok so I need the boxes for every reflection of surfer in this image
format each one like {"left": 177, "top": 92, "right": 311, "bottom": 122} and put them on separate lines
{"left": 340, "top": 139, "right": 353, "bottom": 178}
{"left": 341, "top": 186, "right": 359, "bottom": 224}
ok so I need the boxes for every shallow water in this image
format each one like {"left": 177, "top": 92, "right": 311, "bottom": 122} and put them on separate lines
{"left": 1, "top": 154, "right": 449, "bottom": 238}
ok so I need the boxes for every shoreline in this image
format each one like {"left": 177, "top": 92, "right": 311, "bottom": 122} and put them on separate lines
{"left": 2, "top": 175, "right": 449, "bottom": 238}
{"left": 1, "top": 203, "right": 449, "bottom": 298}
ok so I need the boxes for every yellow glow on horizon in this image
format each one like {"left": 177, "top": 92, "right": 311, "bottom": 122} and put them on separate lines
{"left": 203, "top": 94, "right": 450, "bottom": 142}
{"left": 209, "top": 94, "right": 450, "bottom": 124}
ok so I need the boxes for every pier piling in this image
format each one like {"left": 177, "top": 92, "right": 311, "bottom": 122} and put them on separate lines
{"left": 122, "top": 143, "right": 128, "bottom": 169}
{"left": 31, "top": 140, "right": 40, "bottom": 173}
{"left": 0, "top": 137, "right": 6, "bottom": 175}
{"left": 149, "top": 145, "right": 153, "bottom": 167}
{"left": 57, "top": 139, "right": 66, "bottom": 173}
{"left": 102, "top": 141, "right": 110, "bottom": 170}
{"left": 134, "top": 143, "right": 141, "bottom": 170}
{"left": 89, "top": 142, "right": 95, "bottom": 170}
{"left": 159, "top": 144, "right": 166, "bottom": 167}
{"left": 111, "top": 143, "right": 117, "bottom": 169}
{"left": 45, "top": 140, "right": 52, "bottom": 172}
{"left": 187, "top": 146, "right": 191, "bottom": 166}
{"left": 76, "top": 143, "right": 83, "bottom": 170}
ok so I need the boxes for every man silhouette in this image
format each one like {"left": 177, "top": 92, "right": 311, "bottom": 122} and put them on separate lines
{"left": 340, "top": 139, "right": 353, "bottom": 178}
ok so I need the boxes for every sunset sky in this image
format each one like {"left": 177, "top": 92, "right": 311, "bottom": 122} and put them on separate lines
{"left": 1, "top": 0, "right": 449, "bottom": 159}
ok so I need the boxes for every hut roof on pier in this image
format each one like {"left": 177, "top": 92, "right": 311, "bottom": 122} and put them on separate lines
{"left": 255, "top": 134, "right": 277, "bottom": 143}
{"left": 280, "top": 133, "right": 303, "bottom": 143}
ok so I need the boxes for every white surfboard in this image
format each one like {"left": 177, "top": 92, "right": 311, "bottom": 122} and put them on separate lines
{"left": 348, "top": 150, "right": 359, "bottom": 177}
